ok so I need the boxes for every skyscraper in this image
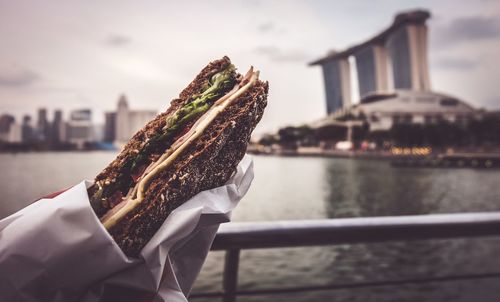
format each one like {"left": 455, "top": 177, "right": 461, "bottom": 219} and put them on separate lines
{"left": 0, "top": 115, "right": 15, "bottom": 133}
{"left": 114, "top": 94, "right": 157, "bottom": 144}
{"left": 22, "top": 115, "right": 35, "bottom": 143}
{"left": 51, "top": 110, "right": 65, "bottom": 144}
{"left": 115, "top": 94, "right": 130, "bottom": 142}
{"left": 355, "top": 44, "right": 390, "bottom": 97}
{"left": 36, "top": 108, "right": 50, "bottom": 141}
{"left": 320, "top": 57, "right": 351, "bottom": 114}
{"left": 386, "top": 21, "right": 430, "bottom": 91}
{"left": 66, "top": 109, "right": 94, "bottom": 147}
{"left": 0, "top": 114, "right": 15, "bottom": 142}
{"left": 104, "top": 112, "right": 116, "bottom": 143}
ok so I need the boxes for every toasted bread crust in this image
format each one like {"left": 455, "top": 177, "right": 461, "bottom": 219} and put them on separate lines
{"left": 109, "top": 80, "right": 268, "bottom": 257}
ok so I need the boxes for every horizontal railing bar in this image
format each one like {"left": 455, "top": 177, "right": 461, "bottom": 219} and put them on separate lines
{"left": 189, "top": 271, "right": 500, "bottom": 299}
{"left": 211, "top": 212, "right": 500, "bottom": 250}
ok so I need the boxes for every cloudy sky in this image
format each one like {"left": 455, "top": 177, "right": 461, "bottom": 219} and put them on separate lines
{"left": 1, "top": 0, "right": 499, "bottom": 133}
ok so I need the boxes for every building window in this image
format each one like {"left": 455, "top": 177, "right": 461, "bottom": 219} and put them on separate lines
{"left": 440, "top": 98, "right": 458, "bottom": 106}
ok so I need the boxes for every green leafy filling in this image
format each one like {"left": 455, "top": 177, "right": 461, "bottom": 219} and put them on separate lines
{"left": 130, "top": 64, "right": 236, "bottom": 171}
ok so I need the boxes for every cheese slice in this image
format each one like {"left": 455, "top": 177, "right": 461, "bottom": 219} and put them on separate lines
{"left": 102, "top": 70, "right": 259, "bottom": 229}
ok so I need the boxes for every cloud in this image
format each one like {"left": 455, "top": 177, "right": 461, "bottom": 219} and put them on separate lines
{"left": 105, "top": 34, "right": 132, "bottom": 47}
{"left": 256, "top": 21, "right": 287, "bottom": 35}
{"left": 434, "top": 15, "right": 500, "bottom": 47}
{"left": 254, "top": 46, "right": 310, "bottom": 63}
{"left": 257, "top": 22, "right": 274, "bottom": 33}
{"left": 0, "top": 68, "right": 40, "bottom": 87}
{"left": 433, "top": 57, "right": 479, "bottom": 70}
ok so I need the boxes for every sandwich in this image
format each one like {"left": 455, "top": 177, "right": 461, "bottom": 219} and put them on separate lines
{"left": 87, "top": 56, "right": 268, "bottom": 257}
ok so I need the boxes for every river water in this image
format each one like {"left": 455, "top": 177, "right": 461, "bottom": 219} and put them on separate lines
{"left": 1, "top": 152, "right": 500, "bottom": 301}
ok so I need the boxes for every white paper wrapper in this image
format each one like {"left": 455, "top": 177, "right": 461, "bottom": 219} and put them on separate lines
{"left": 0, "top": 155, "right": 253, "bottom": 302}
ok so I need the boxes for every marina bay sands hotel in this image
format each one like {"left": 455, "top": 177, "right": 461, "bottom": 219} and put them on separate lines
{"left": 310, "top": 10, "right": 432, "bottom": 114}
{"left": 309, "top": 9, "right": 478, "bottom": 133}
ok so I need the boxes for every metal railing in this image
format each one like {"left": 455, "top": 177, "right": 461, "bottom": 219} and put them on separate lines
{"left": 189, "top": 212, "right": 500, "bottom": 302}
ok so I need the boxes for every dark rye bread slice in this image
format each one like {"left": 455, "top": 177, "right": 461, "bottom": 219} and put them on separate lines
{"left": 109, "top": 80, "right": 268, "bottom": 257}
{"left": 89, "top": 57, "right": 233, "bottom": 217}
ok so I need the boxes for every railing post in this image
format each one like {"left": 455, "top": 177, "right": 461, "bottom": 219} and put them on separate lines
{"left": 222, "top": 249, "right": 240, "bottom": 302}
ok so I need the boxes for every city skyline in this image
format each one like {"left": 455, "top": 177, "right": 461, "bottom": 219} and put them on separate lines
{"left": 1, "top": 0, "right": 500, "bottom": 134}
{"left": 0, "top": 94, "right": 156, "bottom": 149}
{"left": 0, "top": 93, "right": 139, "bottom": 126}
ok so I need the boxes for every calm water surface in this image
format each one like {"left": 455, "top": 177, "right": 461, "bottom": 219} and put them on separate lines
{"left": 1, "top": 152, "right": 500, "bottom": 301}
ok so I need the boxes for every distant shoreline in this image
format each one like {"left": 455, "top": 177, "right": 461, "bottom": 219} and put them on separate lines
{"left": 247, "top": 146, "right": 500, "bottom": 168}
{"left": 248, "top": 149, "right": 393, "bottom": 160}
{"left": 0, "top": 141, "right": 117, "bottom": 153}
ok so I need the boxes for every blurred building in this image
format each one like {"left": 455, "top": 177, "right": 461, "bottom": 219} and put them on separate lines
{"left": 36, "top": 108, "right": 50, "bottom": 142}
{"left": 318, "top": 55, "right": 352, "bottom": 114}
{"left": 0, "top": 114, "right": 21, "bottom": 143}
{"left": 8, "top": 123, "right": 22, "bottom": 143}
{"left": 347, "top": 90, "right": 475, "bottom": 131}
{"left": 66, "top": 109, "right": 94, "bottom": 147}
{"left": 0, "top": 114, "right": 15, "bottom": 141}
{"left": 115, "top": 94, "right": 157, "bottom": 144}
{"left": 310, "top": 10, "right": 431, "bottom": 114}
{"left": 103, "top": 112, "right": 116, "bottom": 143}
{"left": 21, "top": 115, "right": 35, "bottom": 143}
{"left": 50, "top": 110, "right": 66, "bottom": 144}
